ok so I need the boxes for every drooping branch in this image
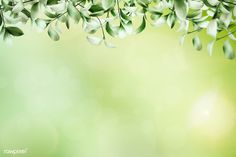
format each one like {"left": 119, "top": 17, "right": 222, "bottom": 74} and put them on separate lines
{"left": 0, "top": 0, "right": 236, "bottom": 59}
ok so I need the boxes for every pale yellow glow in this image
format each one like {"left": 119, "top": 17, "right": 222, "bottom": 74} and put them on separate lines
{"left": 189, "top": 89, "right": 236, "bottom": 141}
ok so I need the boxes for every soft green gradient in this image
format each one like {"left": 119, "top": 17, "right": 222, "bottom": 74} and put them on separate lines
{"left": 0, "top": 24, "right": 236, "bottom": 157}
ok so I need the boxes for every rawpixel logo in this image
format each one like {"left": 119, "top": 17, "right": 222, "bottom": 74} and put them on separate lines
{"left": 2, "top": 148, "right": 28, "bottom": 155}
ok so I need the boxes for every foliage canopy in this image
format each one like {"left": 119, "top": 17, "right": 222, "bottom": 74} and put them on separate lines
{"left": 1, "top": 0, "right": 236, "bottom": 59}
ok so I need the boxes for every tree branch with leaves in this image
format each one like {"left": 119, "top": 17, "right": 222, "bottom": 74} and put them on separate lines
{"left": 0, "top": 0, "right": 236, "bottom": 59}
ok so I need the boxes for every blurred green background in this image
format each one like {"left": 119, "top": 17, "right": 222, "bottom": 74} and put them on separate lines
{"left": 0, "top": 23, "right": 236, "bottom": 157}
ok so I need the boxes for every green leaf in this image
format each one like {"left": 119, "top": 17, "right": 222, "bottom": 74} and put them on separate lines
{"left": 44, "top": 10, "right": 57, "bottom": 18}
{"left": 21, "top": 9, "right": 31, "bottom": 18}
{"left": 135, "top": 17, "right": 146, "bottom": 34}
{"left": 207, "top": 40, "right": 215, "bottom": 56}
{"left": 47, "top": 0, "right": 58, "bottom": 5}
{"left": 174, "top": 0, "right": 187, "bottom": 20}
{"left": 104, "top": 40, "right": 115, "bottom": 48}
{"left": 120, "top": 10, "right": 130, "bottom": 22}
{"left": 204, "top": 0, "right": 219, "bottom": 7}
{"left": 167, "top": 13, "right": 176, "bottom": 28}
{"left": 67, "top": 2, "right": 81, "bottom": 23}
{"left": 5, "top": 27, "right": 24, "bottom": 36}
{"left": 87, "top": 36, "right": 103, "bottom": 45}
{"left": 35, "top": 18, "right": 49, "bottom": 30}
{"left": 106, "top": 22, "right": 117, "bottom": 37}
{"left": 48, "top": 26, "right": 60, "bottom": 41}
{"left": 66, "top": 17, "right": 70, "bottom": 29}
{"left": 102, "top": 0, "right": 115, "bottom": 10}
{"left": 12, "top": 0, "right": 24, "bottom": 13}
{"left": 223, "top": 40, "right": 235, "bottom": 59}
{"left": 207, "top": 19, "right": 217, "bottom": 38}
{"left": 192, "top": 35, "right": 202, "bottom": 51}
{"left": 0, "top": 16, "right": 2, "bottom": 26}
{"left": 31, "top": 2, "right": 40, "bottom": 18}
{"left": 89, "top": 4, "right": 104, "bottom": 13}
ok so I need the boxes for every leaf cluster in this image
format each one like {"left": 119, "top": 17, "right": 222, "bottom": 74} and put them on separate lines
{"left": 1, "top": 0, "right": 236, "bottom": 58}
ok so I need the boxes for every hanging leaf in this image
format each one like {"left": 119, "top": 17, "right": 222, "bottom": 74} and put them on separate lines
{"left": 35, "top": 18, "right": 49, "bottom": 30}
{"left": 174, "top": 0, "right": 188, "bottom": 20}
{"left": 0, "top": 16, "right": 2, "bottom": 26}
{"left": 102, "top": 0, "right": 115, "bottom": 10}
{"left": 104, "top": 40, "right": 115, "bottom": 48}
{"left": 47, "top": 0, "right": 58, "bottom": 5}
{"left": 207, "top": 19, "right": 217, "bottom": 38}
{"left": 12, "top": 1, "right": 24, "bottom": 13}
{"left": 48, "top": 26, "right": 60, "bottom": 41}
{"left": 106, "top": 22, "right": 117, "bottom": 37}
{"left": 167, "top": 13, "right": 176, "bottom": 28}
{"left": 31, "top": 2, "right": 40, "bottom": 18}
{"left": 207, "top": 41, "right": 215, "bottom": 56}
{"left": 135, "top": 17, "right": 146, "bottom": 34}
{"left": 223, "top": 40, "right": 235, "bottom": 59}
{"left": 67, "top": 2, "right": 81, "bottom": 23}
{"left": 192, "top": 35, "right": 202, "bottom": 51}
{"left": 87, "top": 36, "right": 103, "bottom": 45}
{"left": 5, "top": 27, "right": 24, "bottom": 36}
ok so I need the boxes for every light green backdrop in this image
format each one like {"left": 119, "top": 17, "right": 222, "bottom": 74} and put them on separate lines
{"left": 0, "top": 23, "right": 236, "bottom": 157}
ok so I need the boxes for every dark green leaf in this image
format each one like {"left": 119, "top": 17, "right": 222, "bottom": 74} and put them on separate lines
{"left": 5, "top": 27, "right": 24, "bottom": 36}
{"left": 89, "top": 4, "right": 104, "bottom": 13}
{"left": 47, "top": 0, "right": 58, "bottom": 5}
{"left": 106, "top": 22, "right": 117, "bottom": 37}
{"left": 223, "top": 40, "right": 235, "bottom": 59}
{"left": 135, "top": 17, "right": 146, "bottom": 34}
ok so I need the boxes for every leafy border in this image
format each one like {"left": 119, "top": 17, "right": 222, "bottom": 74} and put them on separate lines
{"left": 0, "top": 0, "right": 236, "bottom": 59}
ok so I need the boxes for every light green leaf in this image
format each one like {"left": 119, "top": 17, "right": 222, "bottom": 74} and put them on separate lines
{"left": 104, "top": 40, "right": 115, "bottom": 48}
{"left": 179, "top": 35, "right": 185, "bottom": 46}
{"left": 31, "top": 2, "right": 40, "bottom": 18}
{"left": 153, "top": 16, "right": 166, "bottom": 27}
{"left": 207, "top": 19, "right": 217, "bottom": 38}
{"left": 223, "top": 40, "right": 235, "bottom": 59}
{"left": 207, "top": 40, "right": 215, "bottom": 56}
{"left": 48, "top": 26, "right": 60, "bottom": 41}
{"left": 35, "top": 18, "right": 49, "bottom": 30}
{"left": 174, "top": 0, "right": 188, "bottom": 20}
{"left": 67, "top": 2, "right": 81, "bottom": 23}
{"left": 192, "top": 35, "right": 202, "bottom": 51}
{"left": 188, "top": 1, "right": 203, "bottom": 10}
{"left": 102, "top": 0, "right": 115, "bottom": 10}
{"left": 207, "top": 0, "right": 219, "bottom": 6}
{"left": 12, "top": 0, "right": 24, "bottom": 13}
{"left": 87, "top": 36, "right": 103, "bottom": 45}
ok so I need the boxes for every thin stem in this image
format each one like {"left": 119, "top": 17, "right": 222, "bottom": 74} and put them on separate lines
{"left": 51, "top": 1, "right": 84, "bottom": 22}
{"left": 96, "top": 17, "right": 106, "bottom": 40}
{"left": 216, "top": 29, "right": 236, "bottom": 41}
{"left": 23, "top": 0, "right": 35, "bottom": 4}
{"left": 75, "top": 1, "right": 106, "bottom": 40}
{"left": 116, "top": 0, "right": 121, "bottom": 19}
{"left": 187, "top": 28, "right": 202, "bottom": 34}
